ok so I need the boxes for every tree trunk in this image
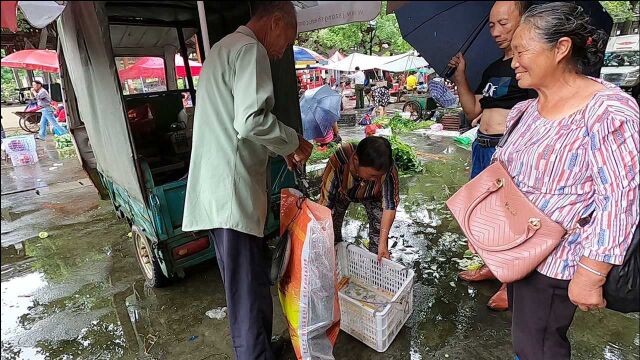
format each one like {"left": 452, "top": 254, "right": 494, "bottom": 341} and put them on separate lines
{"left": 12, "top": 69, "right": 23, "bottom": 89}
{"left": 38, "top": 28, "right": 48, "bottom": 49}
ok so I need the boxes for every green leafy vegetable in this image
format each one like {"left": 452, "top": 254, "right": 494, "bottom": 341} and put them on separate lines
{"left": 389, "top": 136, "right": 423, "bottom": 174}
{"left": 308, "top": 142, "right": 339, "bottom": 164}
{"left": 53, "top": 134, "right": 73, "bottom": 149}
{"left": 375, "top": 113, "right": 434, "bottom": 134}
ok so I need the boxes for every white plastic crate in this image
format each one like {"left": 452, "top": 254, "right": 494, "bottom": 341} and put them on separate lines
{"left": 3, "top": 135, "right": 39, "bottom": 166}
{"left": 9, "top": 152, "right": 39, "bottom": 166}
{"left": 336, "top": 242, "right": 414, "bottom": 352}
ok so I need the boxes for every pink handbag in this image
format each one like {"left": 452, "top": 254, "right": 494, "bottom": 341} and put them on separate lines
{"left": 446, "top": 159, "right": 567, "bottom": 283}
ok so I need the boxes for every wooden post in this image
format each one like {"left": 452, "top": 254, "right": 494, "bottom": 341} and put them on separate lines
{"left": 12, "top": 69, "right": 23, "bottom": 89}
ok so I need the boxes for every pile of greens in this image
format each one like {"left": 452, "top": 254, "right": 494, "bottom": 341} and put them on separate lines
{"left": 389, "top": 136, "right": 423, "bottom": 174}
{"left": 53, "top": 134, "right": 76, "bottom": 159}
{"left": 53, "top": 134, "right": 73, "bottom": 149}
{"left": 308, "top": 142, "right": 339, "bottom": 164}
{"left": 375, "top": 113, "right": 434, "bottom": 134}
{"left": 56, "top": 147, "right": 76, "bottom": 159}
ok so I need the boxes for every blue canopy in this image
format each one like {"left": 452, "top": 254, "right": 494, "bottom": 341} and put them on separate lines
{"left": 294, "top": 46, "right": 317, "bottom": 62}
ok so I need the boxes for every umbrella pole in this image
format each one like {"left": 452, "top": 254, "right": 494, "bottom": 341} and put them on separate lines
{"left": 197, "top": 1, "right": 211, "bottom": 57}
{"left": 140, "top": 76, "right": 146, "bottom": 93}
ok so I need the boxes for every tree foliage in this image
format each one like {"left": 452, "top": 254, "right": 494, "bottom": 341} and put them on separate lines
{"left": 297, "top": 1, "right": 413, "bottom": 56}
{"left": 600, "top": 1, "right": 636, "bottom": 23}
{"left": 1, "top": 50, "right": 19, "bottom": 102}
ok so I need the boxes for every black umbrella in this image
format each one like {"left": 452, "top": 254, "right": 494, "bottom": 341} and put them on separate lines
{"left": 393, "top": 1, "right": 613, "bottom": 90}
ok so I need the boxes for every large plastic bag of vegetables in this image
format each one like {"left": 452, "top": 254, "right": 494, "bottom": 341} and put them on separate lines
{"left": 278, "top": 188, "right": 340, "bottom": 360}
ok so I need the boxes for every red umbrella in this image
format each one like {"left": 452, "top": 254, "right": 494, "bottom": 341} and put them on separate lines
{"left": 118, "top": 55, "right": 201, "bottom": 81}
{"left": 175, "top": 56, "right": 202, "bottom": 77}
{"left": 0, "top": 49, "right": 59, "bottom": 73}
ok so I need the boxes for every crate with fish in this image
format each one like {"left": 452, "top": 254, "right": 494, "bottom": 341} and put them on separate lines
{"left": 336, "top": 242, "right": 414, "bottom": 352}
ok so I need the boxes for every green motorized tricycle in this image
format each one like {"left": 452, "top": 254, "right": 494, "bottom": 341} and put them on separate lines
{"left": 402, "top": 93, "right": 438, "bottom": 121}
{"left": 56, "top": 1, "right": 300, "bottom": 287}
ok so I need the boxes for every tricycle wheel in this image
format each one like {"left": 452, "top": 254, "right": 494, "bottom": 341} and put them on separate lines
{"left": 19, "top": 114, "right": 40, "bottom": 134}
{"left": 132, "top": 225, "right": 168, "bottom": 288}
{"left": 402, "top": 100, "right": 422, "bottom": 121}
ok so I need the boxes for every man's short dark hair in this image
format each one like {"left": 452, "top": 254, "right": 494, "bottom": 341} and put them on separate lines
{"left": 251, "top": 1, "right": 297, "bottom": 28}
{"left": 355, "top": 66, "right": 360, "bottom": 71}
{"left": 356, "top": 136, "right": 393, "bottom": 173}
{"left": 32, "top": 80, "right": 43, "bottom": 85}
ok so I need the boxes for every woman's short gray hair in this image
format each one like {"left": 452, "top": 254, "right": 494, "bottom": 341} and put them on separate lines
{"left": 521, "top": 2, "right": 608, "bottom": 74}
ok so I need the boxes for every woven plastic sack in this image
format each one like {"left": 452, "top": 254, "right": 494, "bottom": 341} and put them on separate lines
{"left": 428, "top": 79, "right": 458, "bottom": 108}
{"left": 278, "top": 188, "right": 340, "bottom": 360}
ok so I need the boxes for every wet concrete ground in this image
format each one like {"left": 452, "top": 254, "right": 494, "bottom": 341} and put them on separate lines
{"left": 1, "top": 132, "right": 638, "bottom": 359}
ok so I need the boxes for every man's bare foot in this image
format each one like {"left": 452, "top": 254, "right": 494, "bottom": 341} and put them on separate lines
{"left": 487, "top": 284, "right": 508, "bottom": 311}
{"left": 459, "top": 265, "right": 496, "bottom": 282}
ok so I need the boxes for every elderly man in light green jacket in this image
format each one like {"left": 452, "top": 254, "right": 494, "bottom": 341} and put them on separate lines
{"left": 182, "top": 2, "right": 311, "bottom": 359}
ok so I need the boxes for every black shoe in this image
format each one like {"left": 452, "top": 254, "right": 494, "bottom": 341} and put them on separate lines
{"left": 271, "top": 336, "right": 292, "bottom": 358}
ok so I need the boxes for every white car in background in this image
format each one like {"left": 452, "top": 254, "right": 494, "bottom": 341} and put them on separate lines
{"left": 600, "top": 35, "right": 640, "bottom": 99}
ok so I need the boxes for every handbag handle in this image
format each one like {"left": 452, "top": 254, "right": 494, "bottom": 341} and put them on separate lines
{"left": 463, "top": 178, "right": 542, "bottom": 252}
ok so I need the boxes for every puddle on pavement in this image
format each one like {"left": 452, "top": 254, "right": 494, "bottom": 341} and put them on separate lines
{"left": 1, "top": 213, "right": 134, "bottom": 359}
{"left": 1, "top": 140, "right": 83, "bottom": 196}
{"left": 1, "top": 134, "right": 638, "bottom": 360}
{"left": 1, "top": 208, "right": 234, "bottom": 360}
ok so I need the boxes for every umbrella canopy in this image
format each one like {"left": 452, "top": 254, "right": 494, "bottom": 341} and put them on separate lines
{"left": 294, "top": 46, "right": 327, "bottom": 70}
{"left": 394, "top": 1, "right": 613, "bottom": 90}
{"left": 294, "top": 46, "right": 326, "bottom": 62}
{"left": 395, "top": 1, "right": 499, "bottom": 91}
{"left": 174, "top": 56, "right": 202, "bottom": 77}
{"left": 1, "top": 49, "right": 59, "bottom": 73}
{"left": 418, "top": 67, "right": 436, "bottom": 74}
{"left": 321, "top": 52, "right": 407, "bottom": 72}
{"left": 294, "top": 46, "right": 316, "bottom": 62}
{"left": 300, "top": 85, "right": 342, "bottom": 140}
{"left": 1, "top": 1, "right": 67, "bottom": 33}
{"left": 328, "top": 51, "right": 346, "bottom": 63}
{"left": 118, "top": 55, "right": 202, "bottom": 80}
{"left": 377, "top": 54, "right": 429, "bottom": 72}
